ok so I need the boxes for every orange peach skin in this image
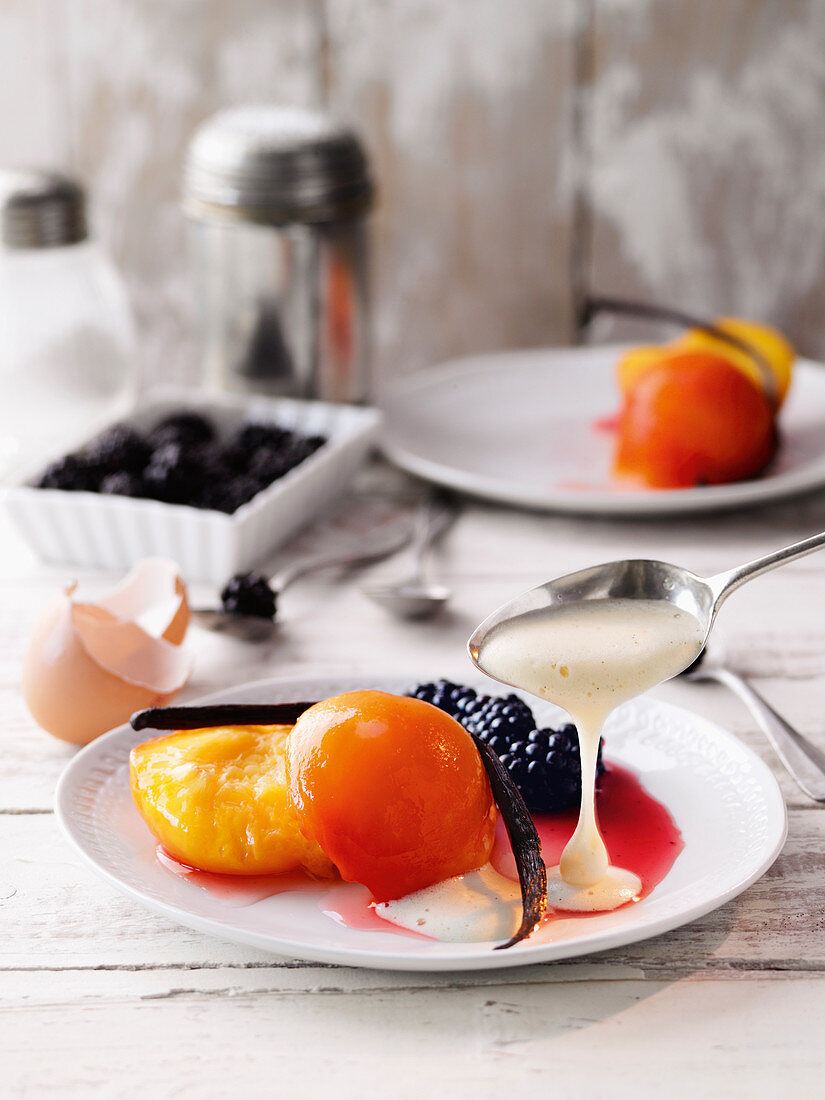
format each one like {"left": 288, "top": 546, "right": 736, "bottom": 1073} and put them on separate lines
{"left": 614, "top": 351, "right": 777, "bottom": 489}
{"left": 288, "top": 691, "right": 497, "bottom": 902}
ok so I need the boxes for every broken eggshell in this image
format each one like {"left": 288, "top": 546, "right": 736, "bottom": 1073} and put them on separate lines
{"left": 22, "top": 558, "right": 192, "bottom": 745}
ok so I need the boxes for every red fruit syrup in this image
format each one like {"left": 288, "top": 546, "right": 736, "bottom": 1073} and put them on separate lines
{"left": 492, "top": 763, "right": 684, "bottom": 912}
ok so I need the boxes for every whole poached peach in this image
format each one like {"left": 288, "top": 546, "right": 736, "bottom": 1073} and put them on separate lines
{"left": 288, "top": 691, "right": 497, "bottom": 902}
{"left": 614, "top": 350, "right": 777, "bottom": 489}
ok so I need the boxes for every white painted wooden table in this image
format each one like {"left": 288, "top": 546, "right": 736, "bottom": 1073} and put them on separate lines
{"left": 4, "top": 471, "right": 825, "bottom": 1097}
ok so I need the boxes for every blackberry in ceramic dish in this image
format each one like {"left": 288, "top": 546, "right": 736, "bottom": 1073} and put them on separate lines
{"left": 143, "top": 442, "right": 210, "bottom": 505}
{"left": 231, "top": 422, "right": 291, "bottom": 455}
{"left": 36, "top": 454, "right": 100, "bottom": 492}
{"left": 148, "top": 411, "right": 216, "bottom": 449}
{"left": 99, "top": 471, "right": 146, "bottom": 497}
{"left": 83, "top": 424, "right": 151, "bottom": 474}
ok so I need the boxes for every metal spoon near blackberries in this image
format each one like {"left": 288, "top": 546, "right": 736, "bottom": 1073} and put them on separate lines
{"left": 193, "top": 513, "right": 418, "bottom": 641}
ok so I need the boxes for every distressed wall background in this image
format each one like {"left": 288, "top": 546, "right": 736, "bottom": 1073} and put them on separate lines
{"left": 2, "top": 0, "right": 825, "bottom": 389}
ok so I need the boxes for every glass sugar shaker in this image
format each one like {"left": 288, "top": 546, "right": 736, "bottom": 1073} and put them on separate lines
{"left": 0, "top": 169, "right": 136, "bottom": 479}
{"left": 183, "top": 105, "right": 373, "bottom": 404}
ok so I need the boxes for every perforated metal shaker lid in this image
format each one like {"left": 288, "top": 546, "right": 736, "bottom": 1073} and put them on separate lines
{"left": 182, "top": 105, "right": 374, "bottom": 226}
{"left": 0, "top": 169, "right": 87, "bottom": 248}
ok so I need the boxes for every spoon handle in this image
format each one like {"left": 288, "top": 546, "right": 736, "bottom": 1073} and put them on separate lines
{"left": 408, "top": 491, "right": 460, "bottom": 580}
{"left": 269, "top": 517, "right": 415, "bottom": 593}
{"left": 709, "top": 529, "right": 825, "bottom": 605}
{"left": 704, "top": 667, "right": 825, "bottom": 802}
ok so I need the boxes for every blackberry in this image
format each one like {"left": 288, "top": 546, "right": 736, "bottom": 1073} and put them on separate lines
{"left": 231, "top": 422, "right": 291, "bottom": 455}
{"left": 498, "top": 724, "right": 605, "bottom": 814}
{"left": 201, "top": 474, "right": 261, "bottom": 514}
{"left": 460, "top": 693, "right": 536, "bottom": 745}
{"left": 225, "top": 474, "right": 261, "bottom": 511}
{"left": 408, "top": 678, "right": 606, "bottom": 814}
{"left": 409, "top": 679, "right": 479, "bottom": 718}
{"left": 100, "top": 471, "right": 146, "bottom": 497}
{"left": 247, "top": 446, "right": 293, "bottom": 486}
{"left": 83, "top": 424, "right": 151, "bottom": 474}
{"left": 148, "top": 411, "right": 216, "bottom": 449}
{"left": 143, "top": 442, "right": 210, "bottom": 505}
{"left": 220, "top": 572, "right": 277, "bottom": 619}
{"left": 36, "top": 454, "right": 100, "bottom": 492}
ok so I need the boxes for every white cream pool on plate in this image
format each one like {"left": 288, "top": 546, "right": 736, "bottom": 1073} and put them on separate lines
{"left": 477, "top": 597, "right": 704, "bottom": 910}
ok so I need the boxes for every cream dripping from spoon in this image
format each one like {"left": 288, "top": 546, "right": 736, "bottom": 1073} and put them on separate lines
{"left": 477, "top": 597, "right": 704, "bottom": 909}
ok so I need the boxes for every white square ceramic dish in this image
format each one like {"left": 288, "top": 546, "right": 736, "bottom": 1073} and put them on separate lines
{"left": 2, "top": 388, "right": 380, "bottom": 582}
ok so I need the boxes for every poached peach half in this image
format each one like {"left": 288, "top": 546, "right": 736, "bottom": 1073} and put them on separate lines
{"left": 288, "top": 691, "right": 497, "bottom": 902}
{"left": 130, "top": 724, "right": 336, "bottom": 879}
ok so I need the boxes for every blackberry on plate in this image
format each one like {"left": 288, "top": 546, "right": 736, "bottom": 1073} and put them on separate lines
{"left": 148, "top": 411, "right": 216, "bottom": 449}
{"left": 220, "top": 572, "right": 277, "bottom": 619}
{"left": 36, "top": 454, "right": 100, "bottom": 492}
{"left": 460, "top": 692, "right": 536, "bottom": 744}
{"left": 83, "top": 424, "right": 151, "bottom": 474}
{"left": 100, "top": 471, "right": 146, "bottom": 497}
{"left": 409, "top": 679, "right": 479, "bottom": 718}
{"left": 408, "top": 679, "right": 605, "bottom": 814}
{"left": 498, "top": 724, "right": 605, "bottom": 814}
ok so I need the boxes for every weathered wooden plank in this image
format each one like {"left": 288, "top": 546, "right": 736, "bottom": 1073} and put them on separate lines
{"left": 325, "top": 0, "right": 577, "bottom": 386}
{"left": 0, "top": 0, "right": 68, "bottom": 169}
{"left": 587, "top": 0, "right": 825, "bottom": 358}
{"left": 62, "top": 0, "right": 325, "bottom": 387}
{"left": 3, "top": 974, "right": 824, "bottom": 1098}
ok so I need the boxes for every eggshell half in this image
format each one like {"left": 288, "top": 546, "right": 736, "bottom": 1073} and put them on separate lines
{"left": 22, "top": 560, "right": 192, "bottom": 746}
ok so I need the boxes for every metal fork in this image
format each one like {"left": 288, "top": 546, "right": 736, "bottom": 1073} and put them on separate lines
{"left": 682, "top": 652, "right": 825, "bottom": 802}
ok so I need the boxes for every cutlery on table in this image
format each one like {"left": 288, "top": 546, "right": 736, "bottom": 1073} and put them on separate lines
{"left": 362, "top": 491, "right": 459, "bottom": 620}
{"left": 193, "top": 512, "right": 416, "bottom": 642}
{"left": 468, "top": 527, "right": 825, "bottom": 802}
{"left": 682, "top": 650, "right": 825, "bottom": 802}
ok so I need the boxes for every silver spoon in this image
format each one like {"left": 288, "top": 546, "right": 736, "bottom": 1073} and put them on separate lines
{"left": 681, "top": 651, "right": 825, "bottom": 802}
{"left": 193, "top": 515, "right": 415, "bottom": 642}
{"left": 362, "top": 492, "right": 459, "bottom": 620}
{"left": 469, "top": 527, "right": 825, "bottom": 691}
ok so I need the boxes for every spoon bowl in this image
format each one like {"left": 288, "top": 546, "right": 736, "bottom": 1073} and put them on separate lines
{"left": 362, "top": 490, "right": 459, "bottom": 621}
{"left": 363, "top": 580, "right": 452, "bottom": 621}
{"left": 468, "top": 558, "right": 717, "bottom": 682}
{"left": 469, "top": 526, "right": 825, "bottom": 685}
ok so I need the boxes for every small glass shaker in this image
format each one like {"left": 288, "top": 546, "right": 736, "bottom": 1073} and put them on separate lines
{"left": 183, "top": 105, "right": 374, "bottom": 404}
{"left": 0, "top": 169, "right": 135, "bottom": 478}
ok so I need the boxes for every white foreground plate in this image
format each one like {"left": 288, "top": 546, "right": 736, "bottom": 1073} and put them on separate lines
{"left": 379, "top": 345, "right": 825, "bottom": 514}
{"left": 56, "top": 675, "right": 786, "bottom": 972}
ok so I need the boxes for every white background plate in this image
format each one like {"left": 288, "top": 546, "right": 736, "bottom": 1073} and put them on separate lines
{"left": 379, "top": 345, "right": 825, "bottom": 514}
{"left": 55, "top": 675, "right": 786, "bottom": 972}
